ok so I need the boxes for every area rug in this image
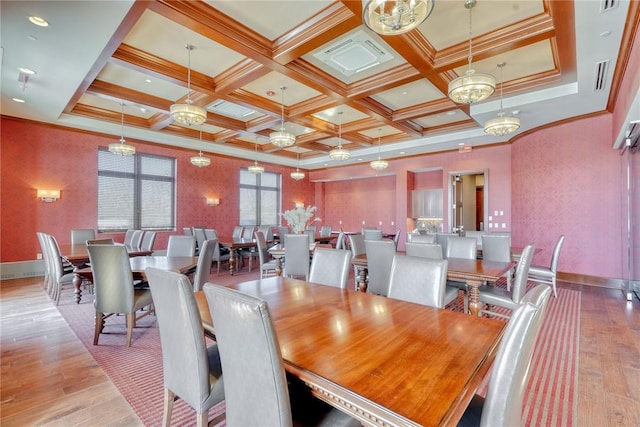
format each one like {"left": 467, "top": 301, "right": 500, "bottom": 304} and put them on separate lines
{"left": 57, "top": 274, "right": 579, "bottom": 427}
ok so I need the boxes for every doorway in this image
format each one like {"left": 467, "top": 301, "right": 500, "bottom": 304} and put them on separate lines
{"left": 449, "top": 170, "right": 488, "bottom": 234}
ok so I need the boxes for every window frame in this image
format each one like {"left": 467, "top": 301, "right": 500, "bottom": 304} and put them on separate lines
{"left": 238, "top": 168, "right": 281, "bottom": 227}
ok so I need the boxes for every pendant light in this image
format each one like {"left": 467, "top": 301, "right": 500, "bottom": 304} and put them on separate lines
{"left": 108, "top": 102, "right": 136, "bottom": 156}
{"left": 329, "top": 112, "right": 351, "bottom": 161}
{"left": 484, "top": 62, "right": 521, "bottom": 136}
{"left": 190, "top": 131, "right": 211, "bottom": 167}
{"left": 362, "top": 0, "right": 435, "bottom": 35}
{"left": 448, "top": 0, "right": 495, "bottom": 104}
{"left": 248, "top": 140, "right": 264, "bottom": 174}
{"left": 290, "top": 153, "right": 305, "bottom": 180}
{"left": 269, "top": 86, "right": 296, "bottom": 148}
{"left": 170, "top": 44, "right": 207, "bottom": 126}
{"left": 370, "top": 129, "right": 389, "bottom": 171}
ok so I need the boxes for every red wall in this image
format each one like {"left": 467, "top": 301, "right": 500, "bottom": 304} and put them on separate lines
{"left": 0, "top": 118, "right": 313, "bottom": 262}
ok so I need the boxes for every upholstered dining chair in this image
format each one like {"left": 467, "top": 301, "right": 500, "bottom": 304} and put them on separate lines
{"left": 393, "top": 228, "right": 401, "bottom": 249}
{"left": 258, "top": 225, "right": 274, "bottom": 242}
{"left": 464, "top": 230, "right": 486, "bottom": 250}
{"left": 408, "top": 233, "right": 436, "bottom": 244}
{"left": 192, "top": 227, "right": 207, "bottom": 255}
{"left": 308, "top": 248, "right": 352, "bottom": 288}
{"left": 387, "top": 255, "right": 450, "bottom": 309}
{"left": 283, "top": 234, "right": 310, "bottom": 280}
{"left": 130, "top": 230, "right": 145, "bottom": 248}
{"left": 203, "top": 283, "right": 361, "bottom": 427}
{"left": 182, "top": 227, "right": 193, "bottom": 236}
{"left": 87, "top": 244, "right": 153, "bottom": 346}
{"left": 255, "top": 231, "right": 278, "bottom": 279}
{"left": 528, "top": 235, "right": 565, "bottom": 297}
{"left": 477, "top": 244, "right": 535, "bottom": 319}
{"left": 71, "top": 228, "right": 95, "bottom": 245}
{"left": 457, "top": 285, "right": 551, "bottom": 427}
{"left": 320, "top": 225, "right": 332, "bottom": 237}
{"left": 482, "top": 234, "right": 513, "bottom": 290}
{"left": 241, "top": 226, "right": 255, "bottom": 240}
{"left": 46, "top": 234, "right": 77, "bottom": 305}
{"left": 204, "top": 228, "right": 218, "bottom": 240}
{"left": 145, "top": 269, "right": 225, "bottom": 427}
{"left": 140, "top": 231, "right": 156, "bottom": 252}
{"left": 277, "top": 226, "right": 289, "bottom": 243}
{"left": 86, "top": 238, "right": 114, "bottom": 245}
{"left": 36, "top": 232, "right": 53, "bottom": 294}
{"left": 436, "top": 232, "right": 459, "bottom": 259}
{"left": 363, "top": 229, "right": 383, "bottom": 241}
{"left": 446, "top": 237, "right": 478, "bottom": 259}
{"left": 335, "top": 230, "right": 346, "bottom": 250}
{"left": 212, "top": 239, "right": 231, "bottom": 276}
{"left": 365, "top": 240, "right": 396, "bottom": 296}
{"left": 349, "top": 233, "right": 366, "bottom": 288}
{"left": 123, "top": 229, "right": 136, "bottom": 246}
{"left": 305, "top": 225, "right": 317, "bottom": 234}
{"left": 232, "top": 225, "right": 244, "bottom": 239}
{"left": 405, "top": 242, "right": 442, "bottom": 259}
{"left": 192, "top": 240, "right": 215, "bottom": 292}
{"left": 166, "top": 235, "right": 196, "bottom": 257}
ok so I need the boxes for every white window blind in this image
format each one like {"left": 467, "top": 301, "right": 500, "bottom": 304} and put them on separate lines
{"left": 239, "top": 169, "right": 281, "bottom": 226}
{"left": 98, "top": 148, "right": 176, "bottom": 232}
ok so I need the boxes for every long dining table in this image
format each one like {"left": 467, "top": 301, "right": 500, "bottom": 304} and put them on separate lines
{"left": 216, "top": 236, "right": 259, "bottom": 275}
{"left": 351, "top": 254, "right": 514, "bottom": 316}
{"left": 59, "top": 243, "right": 153, "bottom": 304}
{"left": 195, "top": 276, "right": 505, "bottom": 426}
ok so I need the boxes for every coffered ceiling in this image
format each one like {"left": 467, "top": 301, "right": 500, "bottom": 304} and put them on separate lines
{"left": 1, "top": 0, "right": 637, "bottom": 169}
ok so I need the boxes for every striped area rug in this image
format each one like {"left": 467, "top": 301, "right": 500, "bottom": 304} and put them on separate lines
{"left": 57, "top": 279, "right": 579, "bottom": 427}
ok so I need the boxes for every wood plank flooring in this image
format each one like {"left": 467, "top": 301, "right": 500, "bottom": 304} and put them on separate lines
{"left": 1, "top": 276, "right": 639, "bottom": 426}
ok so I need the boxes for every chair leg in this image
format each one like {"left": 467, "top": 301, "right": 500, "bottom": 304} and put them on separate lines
{"left": 93, "top": 312, "right": 104, "bottom": 345}
{"left": 551, "top": 276, "right": 557, "bottom": 297}
{"left": 162, "top": 388, "right": 175, "bottom": 427}
{"left": 196, "top": 411, "right": 208, "bottom": 427}
{"left": 126, "top": 312, "right": 135, "bottom": 347}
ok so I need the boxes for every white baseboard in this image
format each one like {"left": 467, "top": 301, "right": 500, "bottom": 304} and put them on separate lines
{"left": 0, "top": 260, "right": 45, "bottom": 280}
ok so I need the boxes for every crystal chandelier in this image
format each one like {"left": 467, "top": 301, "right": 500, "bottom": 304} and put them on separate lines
{"left": 448, "top": 0, "right": 495, "bottom": 104}
{"left": 108, "top": 103, "right": 136, "bottom": 156}
{"left": 370, "top": 130, "right": 389, "bottom": 171}
{"left": 170, "top": 44, "right": 207, "bottom": 126}
{"left": 484, "top": 62, "right": 520, "bottom": 136}
{"left": 248, "top": 142, "right": 264, "bottom": 174}
{"left": 270, "top": 86, "right": 296, "bottom": 148}
{"left": 290, "top": 153, "right": 305, "bottom": 180}
{"left": 362, "top": 0, "right": 435, "bottom": 35}
{"left": 190, "top": 131, "right": 211, "bottom": 167}
{"left": 329, "top": 112, "right": 351, "bottom": 161}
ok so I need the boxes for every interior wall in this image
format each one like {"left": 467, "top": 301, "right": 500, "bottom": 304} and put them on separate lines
{"left": 0, "top": 118, "right": 314, "bottom": 263}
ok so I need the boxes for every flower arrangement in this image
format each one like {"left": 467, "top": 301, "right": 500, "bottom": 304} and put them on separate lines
{"left": 281, "top": 205, "right": 321, "bottom": 233}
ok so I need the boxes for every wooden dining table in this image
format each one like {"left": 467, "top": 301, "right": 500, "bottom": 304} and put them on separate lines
{"left": 59, "top": 243, "right": 153, "bottom": 304}
{"left": 73, "top": 256, "right": 197, "bottom": 303}
{"left": 351, "top": 254, "right": 514, "bottom": 316}
{"left": 194, "top": 276, "right": 505, "bottom": 426}
{"left": 216, "top": 236, "right": 258, "bottom": 275}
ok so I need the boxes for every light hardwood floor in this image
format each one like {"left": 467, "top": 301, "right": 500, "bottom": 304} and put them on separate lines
{"left": 1, "top": 276, "right": 639, "bottom": 426}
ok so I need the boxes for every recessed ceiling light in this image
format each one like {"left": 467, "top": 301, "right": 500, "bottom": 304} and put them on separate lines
{"left": 458, "top": 142, "right": 465, "bottom": 146}
{"left": 12, "top": 98, "right": 25, "bottom": 103}
{"left": 28, "top": 16, "right": 49, "bottom": 27}
{"left": 145, "top": 79, "right": 152, "bottom": 83}
{"left": 512, "top": 110, "right": 520, "bottom": 115}
{"left": 357, "top": 158, "right": 363, "bottom": 161}
{"left": 27, "top": 35, "right": 38, "bottom": 41}
{"left": 600, "top": 30, "right": 612, "bottom": 37}
{"left": 140, "top": 107, "right": 147, "bottom": 113}
{"left": 446, "top": 111, "right": 456, "bottom": 116}
{"left": 400, "top": 151, "right": 405, "bottom": 154}
{"left": 19, "top": 67, "right": 36, "bottom": 75}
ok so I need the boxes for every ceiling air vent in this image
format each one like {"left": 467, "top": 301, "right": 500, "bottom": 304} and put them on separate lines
{"left": 593, "top": 60, "right": 609, "bottom": 91}
{"left": 209, "top": 100, "right": 255, "bottom": 119}
{"left": 601, "top": 0, "right": 618, "bottom": 12}
{"left": 313, "top": 30, "right": 393, "bottom": 76}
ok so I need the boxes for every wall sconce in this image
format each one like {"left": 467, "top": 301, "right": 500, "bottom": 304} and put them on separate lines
{"left": 295, "top": 202, "right": 304, "bottom": 208}
{"left": 206, "top": 197, "right": 220, "bottom": 206}
{"left": 37, "top": 189, "right": 60, "bottom": 202}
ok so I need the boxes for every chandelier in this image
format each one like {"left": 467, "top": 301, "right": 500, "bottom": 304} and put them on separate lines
{"left": 484, "top": 62, "right": 520, "bottom": 136}
{"left": 370, "top": 130, "right": 389, "bottom": 171}
{"left": 190, "top": 131, "right": 211, "bottom": 167}
{"left": 108, "top": 103, "right": 136, "bottom": 156}
{"left": 248, "top": 141, "right": 264, "bottom": 174}
{"left": 270, "top": 86, "right": 296, "bottom": 148}
{"left": 362, "top": 0, "right": 435, "bottom": 35}
{"left": 448, "top": 0, "right": 495, "bottom": 104}
{"left": 329, "top": 112, "right": 351, "bottom": 161}
{"left": 170, "top": 44, "right": 207, "bottom": 126}
{"left": 290, "top": 153, "right": 305, "bottom": 180}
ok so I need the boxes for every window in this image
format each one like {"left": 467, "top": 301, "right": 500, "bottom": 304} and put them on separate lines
{"left": 97, "top": 148, "right": 176, "bottom": 232}
{"left": 239, "top": 169, "right": 281, "bottom": 226}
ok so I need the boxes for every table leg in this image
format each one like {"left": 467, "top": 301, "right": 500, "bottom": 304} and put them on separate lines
{"left": 275, "top": 257, "right": 283, "bottom": 276}
{"left": 73, "top": 274, "right": 83, "bottom": 304}
{"left": 467, "top": 280, "right": 482, "bottom": 316}
{"left": 229, "top": 250, "right": 236, "bottom": 275}
{"left": 356, "top": 267, "right": 368, "bottom": 292}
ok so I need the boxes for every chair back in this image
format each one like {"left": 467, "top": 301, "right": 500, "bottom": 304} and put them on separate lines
{"left": 305, "top": 225, "right": 316, "bottom": 233}
{"left": 408, "top": 233, "right": 436, "bottom": 243}
{"left": 363, "top": 229, "right": 383, "bottom": 241}
{"left": 258, "top": 226, "right": 274, "bottom": 241}
{"left": 192, "top": 240, "right": 215, "bottom": 291}
{"left": 481, "top": 234, "right": 511, "bottom": 262}
{"left": 511, "top": 244, "right": 535, "bottom": 303}
{"left": 304, "top": 229, "right": 315, "bottom": 246}
{"left": 255, "top": 231, "right": 270, "bottom": 267}
{"left": 388, "top": 255, "right": 449, "bottom": 308}
{"left": 203, "top": 284, "right": 293, "bottom": 426}
{"left": 464, "top": 230, "right": 486, "bottom": 249}
{"left": 87, "top": 244, "right": 135, "bottom": 313}
{"left": 405, "top": 242, "right": 443, "bottom": 259}
{"left": 46, "top": 234, "right": 68, "bottom": 282}
{"left": 349, "top": 234, "right": 366, "bottom": 257}
{"left": 361, "top": 226, "right": 378, "bottom": 234}
{"left": 393, "top": 229, "right": 401, "bottom": 249}
{"left": 446, "top": 236, "right": 477, "bottom": 259}
{"left": 277, "top": 226, "right": 289, "bottom": 242}
{"left": 140, "top": 231, "right": 156, "bottom": 251}
{"left": 167, "top": 235, "right": 196, "bottom": 257}
{"left": 320, "top": 225, "right": 332, "bottom": 237}
{"left": 549, "top": 235, "right": 566, "bottom": 272}
{"left": 86, "top": 238, "right": 114, "bottom": 245}
{"left": 480, "top": 286, "right": 551, "bottom": 426}
{"left": 232, "top": 226, "right": 244, "bottom": 239}
{"left": 182, "top": 227, "right": 193, "bottom": 236}
{"left": 36, "top": 232, "right": 52, "bottom": 287}
{"left": 130, "top": 230, "right": 145, "bottom": 248}
{"left": 193, "top": 227, "right": 207, "bottom": 252}
{"left": 283, "top": 234, "right": 310, "bottom": 280}
{"left": 241, "top": 226, "right": 255, "bottom": 240}
{"left": 335, "top": 231, "right": 346, "bottom": 250}
{"left": 123, "top": 229, "right": 136, "bottom": 246}
{"left": 204, "top": 228, "right": 218, "bottom": 240}
{"left": 308, "top": 248, "right": 352, "bottom": 288}
{"left": 71, "top": 229, "right": 95, "bottom": 245}
{"left": 435, "top": 232, "right": 458, "bottom": 258}
{"left": 365, "top": 240, "right": 396, "bottom": 296}
{"left": 145, "top": 268, "right": 224, "bottom": 414}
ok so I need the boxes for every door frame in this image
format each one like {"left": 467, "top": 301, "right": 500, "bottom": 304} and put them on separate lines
{"left": 448, "top": 169, "right": 489, "bottom": 233}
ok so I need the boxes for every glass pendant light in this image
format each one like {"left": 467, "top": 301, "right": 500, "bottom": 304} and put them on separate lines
{"left": 170, "top": 44, "right": 207, "bottom": 126}
{"left": 248, "top": 141, "right": 264, "bottom": 174}
{"left": 329, "top": 112, "right": 351, "bottom": 161}
{"left": 269, "top": 86, "right": 296, "bottom": 148}
{"left": 290, "top": 153, "right": 305, "bottom": 180}
{"left": 370, "top": 129, "right": 389, "bottom": 171}
{"left": 362, "top": 0, "right": 435, "bottom": 35}
{"left": 190, "top": 131, "right": 211, "bottom": 167}
{"left": 108, "top": 102, "right": 136, "bottom": 156}
{"left": 484, "top": 62, "right": 521, "bottom": 136}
